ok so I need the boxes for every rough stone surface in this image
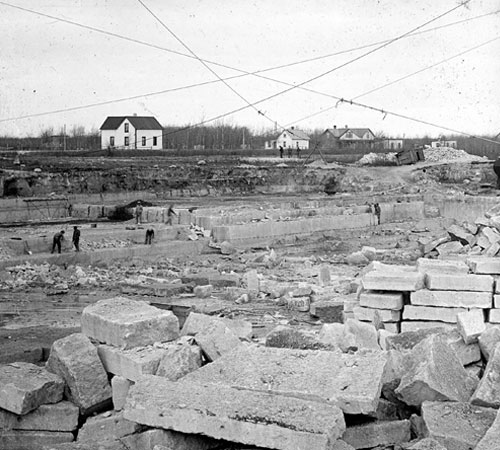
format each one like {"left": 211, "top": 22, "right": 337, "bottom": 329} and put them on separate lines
{"left": 81, "top": 296, "right": 179, "bottom": 349}
{"left": 0, "top": 430, "right": 74, "bottom": 449}
{"left": 40, "top": 441, "right": 127, "bottom": 450}
{"left": 194, "top": 320, "right": 242, "bottom": 361}
{"left": 309, "top": 300, "right": 343, "bottom": 323}
{"left": 444, "top": 329, "right": 482, "bottom": 366}
{"left": 184, "top": 345, "right": 387, "bottom": 415}
{"left": 386, "top": 328, "right": 444, "bottom": 352}
{"left": 479, "top": 326, "right": 500, "bottom": 360}
{"left": 468, "top": 257, "right": 500, "bottom": 275}
{"left": 362, "top": 271, "right": 424, "bottom": 291}
{"left": 193, "top": 284, "right": 213, "bottom": 298}
{"left": 46, "top": 333, "right": 111, "bottom": 413}
{"left": 344, "top": 319, "right": 380, "bottom": 350}
{"left": 488, "top": 308, "right": 500, "bottom": 323}
{"left": 120, "top": 428, "right": 217, "bottom": 450}
{"left": 353, "top": 306, "right": 401, "bottom": 322}
{"left": 265, "top": 325, "right": 324, "bottom": 350}
{"left": 111, "top": 376, "right": 133, "bottom": 411}
{"left": 124, "top": 376, "right": 346, "bottom": 450}
{"left": 341, "top": 420, "right": 411, "bottom": 449}
{"left": 425, "top": 273, "right": 494, "bottom": 292}
{"left": 77, "top": 411, "right": 140, "bottom": 443}
{"left": 408, "top": 438, "right": 447, "bottom": 449}
{"left": 417, "top": 258, "right": 469, "bottom": 275}
{"left": 421, "top": 401, "right": 497, "bottom": 450}
{"left": 155, "top": 342, "right": 202, "bottom": 381}
{"left": 403, "top": 305, "right": 468, "bottom": 323}
{"left": 181, "top": 312, "right": 252, "bottom": 340}
{"left": 475, "top": 408, "right": 500, "bottom": 450}
{"left": 457, "top": 309, "right": 485, "bottom": 344}
{"left": 0, "top": 362, "right": 64, "bottom": 415}
{"left": 286, "top": 295, "right": 310, "bottom": 312}
{"left": 400, "top": 321, "right": 455, "bottom": 333}
{"left": 97, "top": 344, "right": 165, "bottom": 382}
{"left": 410, "top": 290, "right": 492, "bottom": 308}
{"left": 471, "top": 345, "right": 500, "bottom": 408}
{"left": 395, "top": 334, "right": 476, "bottom": 406}
{"left": 359, "top": 291, "right": 403, "bottom": 310}
{"left": 0, "top": 401, "right": 78, "bottom": 431}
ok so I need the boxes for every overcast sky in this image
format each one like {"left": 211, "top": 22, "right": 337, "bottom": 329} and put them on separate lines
{"left": 1, "top": 0, "right": 499, "bottom": 138}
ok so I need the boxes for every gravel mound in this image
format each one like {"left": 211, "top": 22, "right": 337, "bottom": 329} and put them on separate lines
{"left": 423, "top": 146, "right": 488, "bottom": 163}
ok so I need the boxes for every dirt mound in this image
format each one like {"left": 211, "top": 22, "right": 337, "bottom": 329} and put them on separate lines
{"left": 423, "top": 147, "right": 487, "bottom": 163}
{"left": 358, "top": 152, "right": 397, "bottom": 165}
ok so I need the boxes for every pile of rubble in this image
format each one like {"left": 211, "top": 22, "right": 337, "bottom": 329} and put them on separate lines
{"left": 358, "top": 152, "right": 397, "bottom": 165}
{"left": 422, "top": 146, "right": 487, "bottom": 163}
{"left": 2, "top": 295, "right": 500, "bottom": 449}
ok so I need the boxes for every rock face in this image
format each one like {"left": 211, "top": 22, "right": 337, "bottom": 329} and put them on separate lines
{"left": 395, "top": 334, "right": 476, "bottom": 407}
{"left": 471, "top": 345, "right": 500, "bottom": 408}
{"left": 81, "top": 296, "right": 179, "bottom": 349}
{"left": 184, "top": 345, "right": 387, "bottom": 415}
{"left": 124, "top": 376, "right": 346, "bottom": 450}
{"left": 46, "top": 333, "right": 112, "bottom": 413}
{"left": 0, "top": 362, "right": 64, "bottom": 415}
{"left": 155, "top": 343, "right": 203, "bottom": 381}
{"left": 421, "top": 401, "right": 497, "bottom": 450}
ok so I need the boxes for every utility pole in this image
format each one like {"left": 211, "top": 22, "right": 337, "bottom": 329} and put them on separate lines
{"left": 63, "top": 124, "right": 67, "bottom": 151}
{"left": 242, "top": 128, "right": 245, "bottom": 149}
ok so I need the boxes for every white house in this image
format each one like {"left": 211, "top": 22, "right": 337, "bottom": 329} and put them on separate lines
{"left": 321, "top": 125, "right": 375, "bottom": 150}
{"left": 431, "top": 140, "right": 457, "bottom": 149}
{"left": 100, "top": 116, "right": 163, "bottom": 150}
{"left": 265, "top": 127, "right": 310, "bottom": 150}
{"left": 382, "top": 139, "right": 404, "bottom": 150}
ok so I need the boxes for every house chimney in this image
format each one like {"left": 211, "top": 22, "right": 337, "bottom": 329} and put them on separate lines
{"left": 133, "top": 113, "right": 137, "bottom": 116}
{"left": 333, "top": 125, "right": 337, "bottom": 129}
{"left": 345, "top": 125, "right": 348, "bottom": 128}
{"left": 291, "top": 126, "right": 295, "bottom": 130}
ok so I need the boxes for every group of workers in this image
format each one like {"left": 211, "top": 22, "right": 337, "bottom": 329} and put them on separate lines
{"left": 279, "top": 145, "right": 301, "bottom": 159}
{"left": 50, "top": 202, "right": 178, "bottom": 254}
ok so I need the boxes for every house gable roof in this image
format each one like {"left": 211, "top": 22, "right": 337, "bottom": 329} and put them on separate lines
{"left": 326, "top": 127, "right": 374, "bottom": 139}
{"left": 279, "top": 128, "right": 310, "bottom": 140}
{"left": 100, "top": 116, "right": 162, "bottom": 131}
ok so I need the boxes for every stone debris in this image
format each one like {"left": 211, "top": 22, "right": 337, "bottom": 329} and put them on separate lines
{"left": 341, "top": 419, "right": 411, "bottom": 449}
{"left": 471, "top": 344, "right": 500, "bottom": 408}
{"left": 457, "top": 309, "right": 486, "bottom": 344}
{"left": 478, "top": 326, "right": 500, "bottom": 360}
{"left": 155, "top": 342, "right": 203, "bottom": 381}
{"left": 475, "top": 408, "right": 500, "bottom": 450}
{"left": 77, "top": 410, "right": 140, "bottom": 443}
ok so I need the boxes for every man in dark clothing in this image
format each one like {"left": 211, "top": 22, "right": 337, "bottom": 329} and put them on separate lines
{"left": 72, "top": 226, "right": 80, "bottom": 252}
{"left": 51, "top": 230, "right": 65, "bottom": 254}
{"left": 288, "top": 147, "right": 292, "bottom": 158}
{"left": 145, "top": 228, "right": 154, "bottom": 245}
{"left": 374, "top": 203, "right": 381, "bottom": 225}
{"left": 279, "top": 146, "right": 284, "bottom": 158}
{"left": 166, "top": 204, "right": 177, "bottom": 225}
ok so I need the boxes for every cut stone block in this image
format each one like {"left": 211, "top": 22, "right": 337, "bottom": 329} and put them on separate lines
{"left": 155, "top": 343, "right": 202, "bottom": 381}
{"left": 181, "top": 312, "right": 252, "bottom": 340}
{"left": 42, "top": 441, "right": 127, "bottom": 450}
{"left": 342, "top": 420, "right": 411, "bottom": 449}
{"left": 436, "top": 240, "right": 463, "bottom": 255}
{"left": 0, "top": 430, "right": 74, "bottom": 449}
{"left": 46, "top": 333, "right": 111, "bottom": 413}
{"left": 495, "top": 295, "right": 500, "bottom": 308}
{"left": 121, "top": 428, "right": 217, "bottom": 450}
{"left": 343, "top": 298, "right": 360, "bottom": 313}
{"left": 421, "top": 401, "right": 497, "bottom": 450}
{"left": 286, "top": 295, "right": 310, "bottom": 311}
{"left": 408, "top": 438, "right": 447, "bottom": 449}
{"left": 378, "top": 329, "right": 395, "bottom": 351}
{"left": 97, "top": 344, "right": 165, "bottom": 382}
{"left": 111, "top": 376, "right": 133, "bottom": 411}
{"left": 353, "top": 306, "right": 401, "bottom": 323}
{"left": 124, "top": 376, "right": 346, "bottom": 450}
{"left": 444, "top": 329, "right": 482, "bottom": 366}
{"left": 359, "top": 291, "right": 403, "bottom": 310}
{"left": 468, "top": 257, "right": 500, "bottom": 275}
{"left": 395, "top": 334, "right": 476, "bottom": 406}
{"left": 318, "top": 265, "right": 331, "bottom": 286}
{"left": 457, "top": 309, "right": 486, "bottom": 344}
{"left": 77, "top": 411, "right": 140, "bottom": 443}
{"left": 265, "top": 325, "right": 324, "bottom": 350}
{"left": 384, "top": 323, "right": 400, "bottom": 333}
{"left": 410, "top": 290, "right": 492, "bottom": 308}
{"left": 471, "top": 345, "right": 500, "bottom": 408}
{"left": 488, "top": 308, "right": 500, "bottom": 323}
{"left": 400, "top": 321, "right": 455, "bottom": 333}
{"left": 425, "top": 273, "right": 494, "bottom": 292}
{"left": 81, "top": 296, "right": 179, "bottom": 349}
{"left": 194, "top": 320, "right": 242, "bottom": 361}
{"left": 416, "top": 257, "right": 469, "bottom": 275}
{"left": 362, "top": 271, "right": 424, "bottom": 292}
{"left": 386, "top": 328, "right": 445, "bottom": 352}
{"left": 0, "top": 362, "right": 64, "bottom": 415}
{"left": 403, "top": 305, "right": 468, "bottom": 323}
{"left": 475, "top": 408, "right": 500, "bottom": 450}
{"left": 193, "top": 285, "right": 213, "bottom": 298}
{"left": 479, "top": 326, "right": 500, "bottom": 360}
{"left": 0, "top": 401, "right": 78, "bottom": 431}
{"left": 309, "top": 300, "right": 343, "bottom": 323}
{"left": 184, "top": 345, "right": 387, "bottom": 415}
{"left": 447, "top": 224, "right": 475, "bottom": 244}
{"left": 344, "top": 319, "right": 380, "bottom": 350}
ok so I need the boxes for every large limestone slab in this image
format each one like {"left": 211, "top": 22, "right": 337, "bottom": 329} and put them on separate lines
{"left": 0, "top": 362, "right": 64, "bottom": 415}
{"left": 421, "top": 401, "right": 497, "bottom": 450}
{"left": 425, "top": 273, "right": 494, "bottom": 292}
{"left": 468, "top": 257, "right": 500, "bottom": 275}
{"left": 471, "top": 345, "right": 500, "bottom": 408}
{"left": 77, "top": 410, "right": 140, "bottom": 443}
{"left": 124, "top": 376, "right": 346, "bottom": 450}
{"left": 475, "top": 408, "right": 500, "bottom": 450}
{"left": 362, "top": 271, "right": 424, "bottom": 292}
{"left": 184, "top": 345, "right": 387, "bottom": 415}
{"left": 46, "top": 333, "right": 111, "bottom": 413}
{"left": 0, "top": 401, "right": 78, "bottom": 431}
{"left": 417, "top": 258, "right": 469, "bottom": 275}
{"left": 0, "top": 430, "right": 74, "bottom": 449}
{"left": 410, "top": 290, "right": 492, "bottom": 309}
{"left": 395, "top": 334, "right": 476, "bottom": 407}
{"left": 359, "top": 291, "right": 403, "bottom": 310}
{"left": 97, "top": 344, "right": 164, "bottom": 382}
{"left": 81, "top": 297, "right": 179, "bottom": 349}
{"left": 353, "top": 306, "right": 400, "bottom": 323}
{"left": 403, "top": 305, "right": 468, "bottom": 323}
{"left": 341, "top": 420, "right": 411, "bottom": 449}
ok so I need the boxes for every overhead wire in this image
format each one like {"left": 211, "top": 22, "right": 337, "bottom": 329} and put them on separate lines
{"left": 0, "top": 1, "right": 496, "bottom": 122}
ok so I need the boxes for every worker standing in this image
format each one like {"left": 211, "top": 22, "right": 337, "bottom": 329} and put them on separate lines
{"left": 72, "top": 226, "right": 80, "bottom": 252}
{"left": 166, "top": 204, "right": 177, "bottom": 225}
{"left": 145, "top": 228, "right": 155, "bottom": 245}
{"left": 374, "top": 203, "right": 381, "bottom": 225}
{"left": 51, "top": 230, "right": 65, "bottom": 254}
{"left": 279, "top": 146, "right": 284, "bottom": 158}
{"left": 135, "top": 201, "right": 143, "bottom": 225}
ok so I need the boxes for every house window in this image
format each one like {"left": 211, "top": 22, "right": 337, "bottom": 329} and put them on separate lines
{"left": 110, "top": 136, "right": 115, "bottom": 147}
{"left": 142, "top": 136, "right": 146, "bottom": 146}
{"left": 124, "top": 137, "right": 129, "bottom": 146}
{"left": 124, "top": 123, "right": 129, "bottom": 133}
{"left": 153, "top": 136, "right": 158, "bottom": 146}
